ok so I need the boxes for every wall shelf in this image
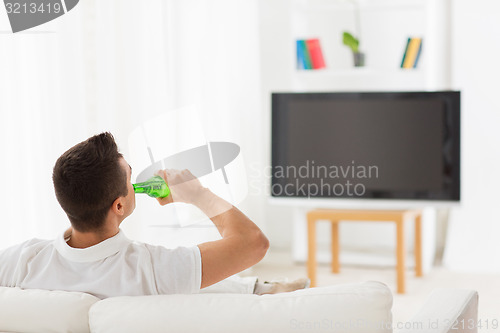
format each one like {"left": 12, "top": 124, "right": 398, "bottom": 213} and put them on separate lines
{"left": 292, "top": 68, "right": 427, "bottom": 92}
{"left": 289, "top": 0, "right": 443, "bottom": 92}
{"left": 294, "top": 68, "right": 425, "bottom": 78}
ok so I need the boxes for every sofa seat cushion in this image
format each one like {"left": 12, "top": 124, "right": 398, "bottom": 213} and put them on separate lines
{"left": 0, "top": 286, "right": 100, "bottom": 333}
{"left": 89, "top": 281, "right": 392, "bottom": 333}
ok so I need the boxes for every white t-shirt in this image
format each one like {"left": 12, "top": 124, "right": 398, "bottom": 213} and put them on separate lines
{"left": 0, "top": 229, "right": 202, "bottom": 299}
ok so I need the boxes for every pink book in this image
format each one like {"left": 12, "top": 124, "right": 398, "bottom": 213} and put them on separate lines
{"left": 306, "top": 39, "right": 326, "bottom": 69}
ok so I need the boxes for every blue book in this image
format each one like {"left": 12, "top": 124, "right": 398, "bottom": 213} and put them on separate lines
{"left": 296, "top": 40, "right": 306, "bottom": 69}
{"left": 296, "top": 40, "right": 303, "bottom": 69}
{"left": 296, "top": 40, "right": 313, "bottom": 70}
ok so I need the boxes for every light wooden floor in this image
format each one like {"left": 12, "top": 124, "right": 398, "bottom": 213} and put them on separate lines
{"left": 245, "top": 249, "right": 500, "bottom": 333}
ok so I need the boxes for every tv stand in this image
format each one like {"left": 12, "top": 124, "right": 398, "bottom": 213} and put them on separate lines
{"left": 306, "top": 209, "right": 423, "bottom": 294}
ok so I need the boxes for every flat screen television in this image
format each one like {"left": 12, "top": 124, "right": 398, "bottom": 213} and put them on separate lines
{"left": 271, "top": 91, "right": 460, "bottom": 202}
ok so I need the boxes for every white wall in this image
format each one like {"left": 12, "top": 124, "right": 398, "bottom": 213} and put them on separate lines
{"left": 443, "top": 0, "right": 500, "bottom": 272}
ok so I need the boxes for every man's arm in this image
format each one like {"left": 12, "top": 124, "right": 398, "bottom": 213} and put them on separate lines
{"left": 156, "top": 169, "right": 269, "bottom": 289}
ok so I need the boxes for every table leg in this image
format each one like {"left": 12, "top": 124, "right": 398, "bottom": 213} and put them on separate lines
{"left": 415, "top": 213, "right": 423, "bottom": 277}
{"left": 331, "top": 221, "right": 340, "bottom": 273}
{"left": 396, "top": 218, "right": 406, "bottom": 294}
{"left": 307, "top": 217, "right": 317, "bottom": 287}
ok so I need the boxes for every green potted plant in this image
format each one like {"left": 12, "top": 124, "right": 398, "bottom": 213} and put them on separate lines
{"left": 342, "top": 31, "right": 365, "bottom": 67}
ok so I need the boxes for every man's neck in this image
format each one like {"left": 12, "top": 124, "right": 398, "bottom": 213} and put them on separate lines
{"left": 66, "top": 227, "right": 119, "bottom": 249}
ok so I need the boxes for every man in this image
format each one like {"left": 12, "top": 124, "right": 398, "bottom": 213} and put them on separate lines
{"left": 0, "top": 132, "right": 307, "bottom": 298}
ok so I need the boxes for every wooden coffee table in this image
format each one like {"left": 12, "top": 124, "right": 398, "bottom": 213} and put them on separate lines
{"left": 306, "top": 209, "right": 423, "bottom": 294}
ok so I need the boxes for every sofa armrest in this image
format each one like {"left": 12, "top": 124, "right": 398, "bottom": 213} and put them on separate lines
{"left": 396, "top": 289, "right": 478, "bottom": 333}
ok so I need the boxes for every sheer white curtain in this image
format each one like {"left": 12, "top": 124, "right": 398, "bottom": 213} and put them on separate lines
{"left": 0, "top": 0, "right": 263, "bottom": 248}
{"left": 0, "top": 12, "right": 76, "bottom": 246}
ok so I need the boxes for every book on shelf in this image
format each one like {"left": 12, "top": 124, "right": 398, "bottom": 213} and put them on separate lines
{"left": 296, "top": 38, "right": 326, "bottom": 70}
{"left": 401, "top": 37, "right": 423, "bottom": 69}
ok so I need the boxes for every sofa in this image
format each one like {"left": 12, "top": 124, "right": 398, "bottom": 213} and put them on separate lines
{"left": 0, "top": 281, "right": 478, "bottom": 333}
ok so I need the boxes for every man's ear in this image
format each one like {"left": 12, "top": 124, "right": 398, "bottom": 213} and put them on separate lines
{"left": 111, "top": 197, "right": 125, "bottom": 216}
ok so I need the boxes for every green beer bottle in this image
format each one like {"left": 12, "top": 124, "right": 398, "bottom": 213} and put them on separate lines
{"left": 133, "top": 176, "right": 170, "bottom": 198}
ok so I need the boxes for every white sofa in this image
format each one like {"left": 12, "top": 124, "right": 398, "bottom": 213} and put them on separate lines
{"left": 0, "top": 281, "right": 478, "bottom": 333}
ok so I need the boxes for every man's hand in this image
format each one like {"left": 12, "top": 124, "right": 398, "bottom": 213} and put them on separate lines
{"left": 155, "top": 169, "right": 207, "bottom": 206}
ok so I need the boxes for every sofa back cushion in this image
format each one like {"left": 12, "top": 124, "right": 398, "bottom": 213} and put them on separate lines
{"left": 89, "top": 281, "right": 393, "bottom": 333}
{"left": 0, "top": 287, "right": 100, "bottom": 333}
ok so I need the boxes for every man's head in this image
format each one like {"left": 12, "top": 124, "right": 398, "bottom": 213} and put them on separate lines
{"left": 52, "top": 132, "right": 135, "bottom": 232}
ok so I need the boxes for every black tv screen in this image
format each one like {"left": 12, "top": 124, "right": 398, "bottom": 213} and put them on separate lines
{"left": 271, "top": 91, "right": 460, "bottom": 201}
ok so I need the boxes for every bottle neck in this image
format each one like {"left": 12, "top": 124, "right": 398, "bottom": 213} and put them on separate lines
{"left": 133, "top": 184, "right": 147, "bottom": 194}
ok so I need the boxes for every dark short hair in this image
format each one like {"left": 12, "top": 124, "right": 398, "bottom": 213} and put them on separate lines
{"left": 52, "top": 132, "right": 128, "bottom": 232}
